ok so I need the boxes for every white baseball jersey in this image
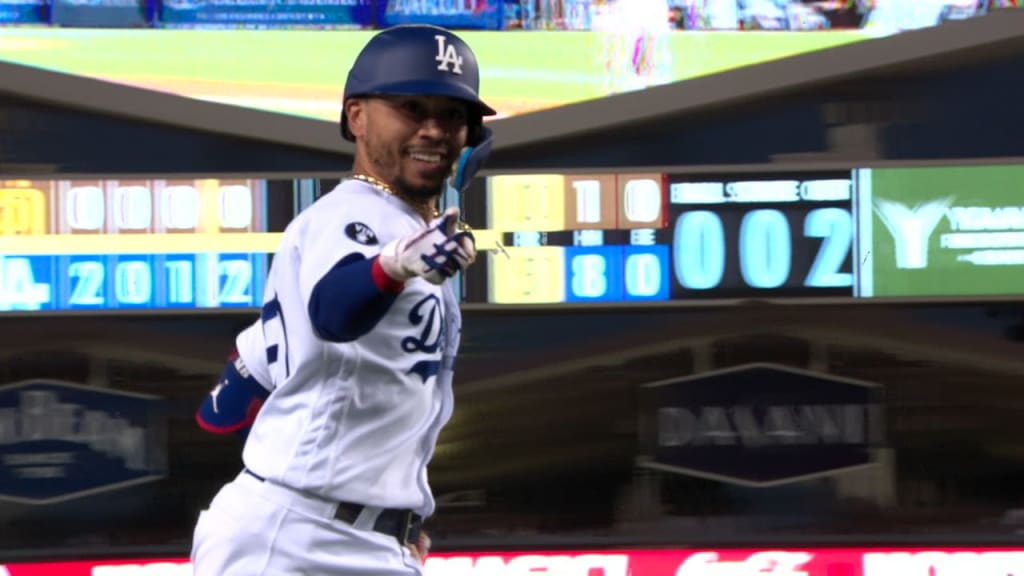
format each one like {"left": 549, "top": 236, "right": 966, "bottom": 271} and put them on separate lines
{"left": 235, "top": 319, "right": 272, "bottom": 391}
{"left": 240, "top": 179, "right": 460, "bottom": 518}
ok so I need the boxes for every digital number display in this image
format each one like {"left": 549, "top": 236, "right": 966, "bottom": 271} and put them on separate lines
{"left": 0, "top": 253, "right": 264, "bottom": 311}
{"left": 670, "top": 206, "right": 852, "bottom": 291}
{"left": 486, "top": 172, "right": 667, "bottom": 232}
{"left": 0, "top": 178, "right": 266, "bottom": 235}
{"left": 466, "top": 172, "right": 855, "bottom": 304}
{"left": 563, "top": 244, "right": 671, "bottom": 302}
{"left": 667, "top": 176, "right": 854, "bottom": 299}
{"left": 0, "top": 179, "right": 274, "bottom": 313}
{"left": 0, "top": 253, "right": 262, "bottom": 311}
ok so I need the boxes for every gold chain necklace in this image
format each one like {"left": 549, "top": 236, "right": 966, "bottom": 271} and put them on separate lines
{"left": 350, "top": 173, "right": 439, "bottom": 219}
{"left": 350, "top": 173, "right": 471, "bottom": 232}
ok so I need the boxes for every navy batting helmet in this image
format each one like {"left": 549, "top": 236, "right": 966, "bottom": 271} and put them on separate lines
{"left": 340, "top": 24, "right": 496, "bottom": 145}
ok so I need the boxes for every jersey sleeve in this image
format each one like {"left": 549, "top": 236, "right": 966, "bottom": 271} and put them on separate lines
{"left": 295, "top": 196, "right": 406, "bottom": 343}
{"left": 296, "top": 197, "right": 393, "bottom": 301}
{"left": 235, "top": 319, "right": 272, "bottom": 391}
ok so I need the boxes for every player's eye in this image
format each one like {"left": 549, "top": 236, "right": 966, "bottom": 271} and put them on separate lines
{"left": 395, "top": 98, "right": 467, "bottom": 130}
{"left": 443, "top": 106, "right": 468, "bottom": 124}
{"left": 401, "top": 100, "right": 428, "bottom": 119}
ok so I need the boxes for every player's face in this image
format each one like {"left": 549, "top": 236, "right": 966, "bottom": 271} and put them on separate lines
{"left": 348, "top": 95, "right": 470, "bottom": 201}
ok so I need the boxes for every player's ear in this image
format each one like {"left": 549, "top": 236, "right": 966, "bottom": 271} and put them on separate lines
{"left": 345, "top": 98, "right": 367, "bottom": 140}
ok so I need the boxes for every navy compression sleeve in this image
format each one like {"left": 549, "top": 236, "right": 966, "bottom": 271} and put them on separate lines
{"left": 308, "top": 253, "right": 404, "bottom": 343}
{"left": 196, "top": 351, "right": 270, "bottom": 439}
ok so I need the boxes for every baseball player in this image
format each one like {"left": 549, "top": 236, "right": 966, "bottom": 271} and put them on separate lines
{"left": 189, "top": 24, "right": 494, "bottom": 576}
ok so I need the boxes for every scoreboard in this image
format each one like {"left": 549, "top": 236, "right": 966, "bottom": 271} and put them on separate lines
{"left": 461, "top": 164, "right": 1024, "bottom": 304}
{"left": 3, "top": 164, "right": 1020, "bottom": 314}
{"left": 0, "top": 178, "right": 277, "bottom": 312}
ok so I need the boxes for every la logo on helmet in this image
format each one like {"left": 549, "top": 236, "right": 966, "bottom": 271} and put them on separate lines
{"left": 434, "top": 34, "right": 463, "bottom": 75}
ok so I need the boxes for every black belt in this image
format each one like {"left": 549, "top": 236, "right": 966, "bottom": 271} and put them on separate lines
{"left": 243, "top": 469, "right": 422, "bottom": 546}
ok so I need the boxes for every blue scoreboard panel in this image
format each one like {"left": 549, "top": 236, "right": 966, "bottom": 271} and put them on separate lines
{"left": 462, "top": 171, "right": 857, "bottom": 304}
{"left": 0, "top": 178, "right": 278, "bottom": 313}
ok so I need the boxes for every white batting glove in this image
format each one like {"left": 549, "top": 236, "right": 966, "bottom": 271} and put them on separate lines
{"left": 378, "top": 207, "right": 476, "bottom": 285}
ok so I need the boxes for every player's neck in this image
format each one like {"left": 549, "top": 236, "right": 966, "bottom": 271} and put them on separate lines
{"left": 349, "top": 168, "right": 439, "bottom": 223}
{"left": 402, "top": 196, "right": 438, "bottom": 224}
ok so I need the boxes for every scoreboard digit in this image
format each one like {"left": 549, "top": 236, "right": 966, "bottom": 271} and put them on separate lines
{"left": 164, "top": 255, "right": 197, "bottom": 307}
{"left": 804, "top": 207, "right": 854, "bottom": 288}
{"left": 487, "top": 174, "right": 566, "bottom": 232}
{"left": 211, "top": 255, "right": 257, "bottom": 307}
{"left": 0, "top": 256, "right": 52, "bottom": 311}
{"left": 565, "top": 245, "right": 622, "bottom": 302}
{"left": 114, "top": 256, "right": 155, "bottom": 308}
{"left": 66, "top": 255, "right": 107, "bottom": 309}
{"left": 487, "top": 247, "right": 565, "bottom": 304}
{"left": 0, "top": 186, "right": 46, "bottom": 235}
{"left": 623, "top": 244, "right": 670, "bottom": 301}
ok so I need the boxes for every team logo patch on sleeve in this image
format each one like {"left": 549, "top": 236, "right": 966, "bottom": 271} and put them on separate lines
{"left": 344, "top": 222, "right": 379, "bottom": 246}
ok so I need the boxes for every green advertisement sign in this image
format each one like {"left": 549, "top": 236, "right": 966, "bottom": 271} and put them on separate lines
{"left": 863, "top": 165, "right": 1024, "bottom": 298}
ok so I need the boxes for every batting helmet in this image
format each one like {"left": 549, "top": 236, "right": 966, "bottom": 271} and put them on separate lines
{"left": 340, "top": 24, "right": 497, "bottom": 145}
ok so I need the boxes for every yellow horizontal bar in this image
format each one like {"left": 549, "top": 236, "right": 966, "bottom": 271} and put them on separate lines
{"left": 470, "top": 229, "right": 502, "bottom": 253}
{"left": 0, "top": 230, "right": 505, "bottom": 256}
{"left": 0, "top": 233, "right": 284, "bottom": 255}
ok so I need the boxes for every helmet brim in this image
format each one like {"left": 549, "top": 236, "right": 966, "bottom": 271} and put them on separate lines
{"left": 341, "top": 79, "right": 496, "bottom": 142}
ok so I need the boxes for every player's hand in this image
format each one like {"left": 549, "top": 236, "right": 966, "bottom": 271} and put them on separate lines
{"left": 432, "top": 208, "right": 477, "bottom": 268}
{"left": 378, "top": 207, "right": 476, "bottom": 285}
{"left": 406, "top": 530, "right": 431, "bottom": 565}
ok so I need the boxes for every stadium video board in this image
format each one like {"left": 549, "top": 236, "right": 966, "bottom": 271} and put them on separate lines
{"left": 459, "top": 163, "right": 1024, "bottom": 305}
{"left": 0, "top": 163, "right": 1019, "bottom": 314}
{"left": 0, "top": 28, "right": 895, "bottom": 121}
{"left": 2, "top": 2, "right": 1017, "bottom": 120}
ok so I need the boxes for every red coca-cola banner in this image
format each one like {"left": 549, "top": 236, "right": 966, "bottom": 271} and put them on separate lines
{"left": 3, "top": 547, "right": 1024, "bottom": 576}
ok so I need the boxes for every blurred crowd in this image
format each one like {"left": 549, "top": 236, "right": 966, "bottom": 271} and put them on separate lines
{"left": 673, "top": 0, "right": 1017, "bottom": 31}
{"left": 512, "top": 0, "right": 1019, "bottom": 32}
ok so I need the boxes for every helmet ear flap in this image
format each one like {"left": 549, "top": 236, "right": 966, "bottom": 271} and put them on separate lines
{"left": 467, "top": 115, "right": 485, "bottom": 147}
{"left": 450, "top": 125, "right": 492, "bottom": 193}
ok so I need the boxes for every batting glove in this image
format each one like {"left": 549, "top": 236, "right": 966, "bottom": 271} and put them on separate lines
{"left": 378, "top": 207, "right": 476, "bottom": 285}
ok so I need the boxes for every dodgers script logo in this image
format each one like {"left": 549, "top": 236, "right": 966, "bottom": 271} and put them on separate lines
{"left": 403, "top": 294, "right": 445, "bottom": 384}
{"left": 434, "top": 34, "right": 463, "bottom": 75}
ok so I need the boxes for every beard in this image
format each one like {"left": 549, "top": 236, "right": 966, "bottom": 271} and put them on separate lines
{"left": 365, "top": 134, "right": 448, "bottom": 201}
{"left": 395, "top": 175, "right": 444, "bottom": 201}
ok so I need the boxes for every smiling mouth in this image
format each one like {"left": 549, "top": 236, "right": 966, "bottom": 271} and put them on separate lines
{"left": 409, "top": 152, "right": 446, "bottom": 165}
